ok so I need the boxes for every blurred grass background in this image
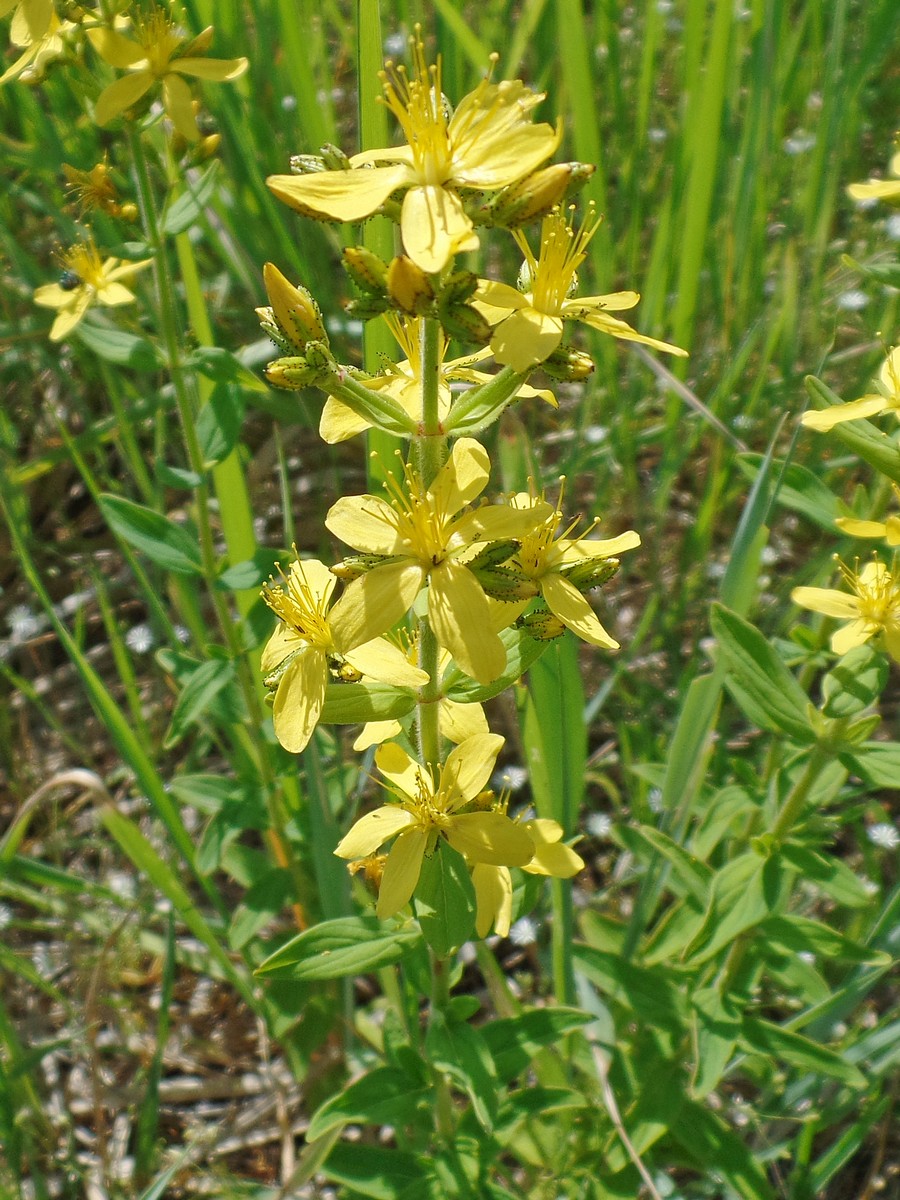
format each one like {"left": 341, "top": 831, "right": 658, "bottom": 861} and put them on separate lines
{"left": 1, "top": 0, "right": 899, "bottom": 1194}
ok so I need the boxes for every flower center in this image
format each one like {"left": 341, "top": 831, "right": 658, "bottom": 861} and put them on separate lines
{"left": 60, "top": 241, "right": 105, "bottom": 291}
{"left": 517, "top": 205, "right": 602, "bottom": 315}
{"left": 262, "top": 565, "right": 333, "bottom": 649}
{"left": 135, "top": 10, "right": 182, "bottom": 75}
{"left": 382, "top": 461, "right": 458, "bottom": 566}
{"left": 381, "top": 42, "right": 452, "bottom": 187}
{"left": 846, "top": 560, "right": 900, "bottom": 626}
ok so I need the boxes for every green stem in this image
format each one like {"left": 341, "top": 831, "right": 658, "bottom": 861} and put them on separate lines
{"left": 428, "top": 950, "right": 457, "bottom": 1142}
{"left": 771, "top": 746, "right": 830, "bottom": 842}
{"left": 329, "top": 370, "right": 417, "bottom": 434}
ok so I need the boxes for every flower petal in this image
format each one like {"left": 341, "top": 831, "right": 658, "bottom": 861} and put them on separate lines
{"left": 400, "top": 185, "right": 479, "bottom": 275}
{"left": 319, "top": 396, "right": 369, "bottom": 443}
{"left": 352, "top": 719, "right": 402, "bottom": 752}
{"left": 272, "top": 648, "right": 327, "bottom": 753}
{"left": 801, "top": 396, "right": 887, "bottom": 431}
{"left": 375, "top": 741, "right": 428, "bottom": 797}
{"left": 443, "top": 732, "right": 505, "bottom": 804}
{"left": 49, "top": 292, "right": 92, "bottom": 341}
{"left": 447, "top": 812, "right": 534, "bottom": 866}
{"left": 439, "top": 697, "right": 489, "bottom": 743}
{"left": 163, "top": 72, "right": 199, "bottom": 140}
{"left": 173, "top": 55, "right": 248, "bottom": 81}
{"left": 472, "top": 863, "right": 512, "bottom": 938}
{"left": 260, "top": 624, "right": 304, "bottom": 674}
{"left": 87, "top": 27, "right": 145, "bottom": 68}
{"left": 33, "top": 283, "right": 70, "bottom": 308}
{"left": 541, "top": 573, "right": 619, "bottom": 648}
{"left": 564, "top": 290, "right": 639, "bottom": 313}
{"left": 267, "top": 164, "right": 412, "bottom": 222}
{"left": 345, "top": 637, "right": 429, "bottom": 687}
{"left": 832, "top": 619, "right": 876, "bottom": 656}
{"left": 335, "top": 805, "right": 416, "bottom": 859}
{"left": 556, "top": 530, "right": 641, "bottom": 562}
{"left": 95, "top": 282, "right": 136, "bottom": 306}
{"left": 329, "top": 562, "right": 425, "bottom": 650}
{"left": 94, "top": 71, "right": 154, "bottom": 126}
{"left": 490, "top": 309, "right": 563, "bottom": 372}
{"left": 791, "top": 586, "right": 861, "bottom": 620}
{"left": 377, "top": 828, "right": 427, "bottom": 918}
{"left": 580, "top": 310, "right": 687, "bottom": 356}
{"left": 326, "top": 494, "right": 405, "bottom": 555}
{"left": 429, "top": 437, "right": 490, "bottom": 515}
{"left": 429, "top": 561, "right": 506, "bottom": 685}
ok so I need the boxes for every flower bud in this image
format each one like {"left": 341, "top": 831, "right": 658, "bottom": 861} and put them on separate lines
{"left": 540, "top": 346, "right": 595, "bottom": 381}
{"left": 437, "top": 301, "right": 492, "bottom": 345}
{"left": 256, "top": 304, "right": 295, "bottom": 355}
{"left": 345, "top": 296, "right": 391, "bottom": 320}
{"left": 562, "top": 558, "right": 620, "bottom": 592}
{"left": 387, "top": 255, "right": 435, "bottom": 315}
{"left": 517, "top": 605, "right": 566, "bottom": 641}
{"left": 331, "top": 553, "right": 393, "bottom": 582}
{"left": 263, "top": 262, "right": 328, "bottom": 352}
{"left": 182, "top": 26, "right": 215, "bottom": 57}
{"left": 465, "top": 539, "right": 521, "bottom": 571}
{"left": 343, "top": 246, "right": 390, "bottom": 295}
{"left": 264, "top": 356, "right": 318, "bottom": 390}
{"left": 486, "top": 162, "right": 596, "bottom": 227}
{"left": 438, "top": 271, "right": 478, "bottom": 306}
{"left": 475, "top": 567, "right": 538, "bottom": 602}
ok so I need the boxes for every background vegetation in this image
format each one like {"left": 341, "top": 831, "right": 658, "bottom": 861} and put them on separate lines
{"left": 0, "top": 0, "right": 898, "bottom": 1196}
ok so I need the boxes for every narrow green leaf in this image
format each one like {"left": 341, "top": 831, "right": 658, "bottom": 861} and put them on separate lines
{"left": 414, "top": 843, "right": 476, "bottom": 957}
{"left": 229, "top": 868, "right": 294, "bottom": 950}
{"left": 742, "top": 1017, "right": 867, "bottom": 1087}
{"left": 162, "top": 161, "right": 221, "bottom": 235}
{"left": 481, "top": 1008, "right": 594, "bottom": 1082}
{"left": 319, "top": 682, "right": 417, "bottom": 724}
{"left": 75, "top": 320, "right": 160, "bottom": 368}
{"left": 822, "top": 644, "right": 887, "bottom": 717}
{"left": 323, "top": 1143, "right": 427, "bottom": 1200}
{"left": 669, "top": 1100, "right": 775, "bottom": 1200}
{"left": 307, "top": 1067, "right": 430, "bottom": 1141}
{"left": 763, "top": 915, "right": 890, "bottom": 966}
{"left": 426, "top": 1013, "right": 498, "bottom": 1131}
{"left": 736, "top": 453, "right": 840, "bottom": 531}
{"left": 804, "top": 376, "right": 900, "bottom": 486}
{"left": 163, "top": 657, "right": 238, "bottom": 749}
{"left": 196, "top": 382, "right": 246, "bottom": 467}
{"left": 255, "top": 916, "right": 423, "bottom": 980}
{"left": 615, "top": 824, "right": 712, "bottom": 904}
{"left": 99, "top": 494, "right": 202, "bottom": 576}
{"left": 711, "top": 603, "right": 814, "bottom": 741}
{"left": 841, "top": 741, "right": 900, "bottom": 787}
{"left": 780, "top": 844, "right": 875, "bottom": 909}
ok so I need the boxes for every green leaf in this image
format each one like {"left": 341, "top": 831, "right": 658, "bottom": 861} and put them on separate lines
{"left": 711, "top": 603, "right": 814, "bottom": 741}
{"left": 255, "top": 916, "right": 423, "bottom": 980}
{"left": 737, "top": 453, "right": 840, "bottom": 531}
{"left": 196, "top": 382, "right": 245, "bottom": 467}
{"left": 615, "top": 824, "right": 712, "bottom": 904}
{"left": 155, "top": 462, "right": 203, "bottom": 490}
{"left": 218, "top": 547, "right": 284, "bottom": 591}
{"left": 229, "top": 868, "right": 294, "bottom": 950}
{"left": 319, "top": 682, "right": 417, "bottom": 724}
{"left": 669, "top": 1100, "right": 775, "bottom": 1200}
{"left": 780, "top": 844, "right": 874, "bottom": 908}
{"left": 684, "top": 850, "right": 786, "bottom": 964}
{"left": 163, "top": 657, "right": 239, "bottom": 749}
{"left": 804, "top": 376, "right": 900, "bottom": 486}
{"left": 762, "top": 915, "right": 890, "bottom": 966}
{"left": 691, "top": 988, "right": 741, "bottom": 1098}
{"left": 323, "top": 1143, "right": 428, "bottom": 1199}
{"left": 185, "top": 344, "right": 268, "bottom": 391}
{"left": 444, "top": 627, "right": 547, "bottom": 702}
{"left": 822, "top": 643, "right": 887, "bottom": 717}
{"left": 75, "top": 320, "right": 160, "bottom": 368}
{"left": 481, "top": 1008, "right": 594, "bottom": 1082}
{"left": 307, "top": 1067, "right": 430, "bottom": 1141}
{"left": 572, "top": 945, "right": 685, "bottom": 1033}
{"left": 99, "top": 494, "right": 202, "bottom": 576}
{"left": 841, "top": 741, "right": 900, "bottom": 787}
{"left": 741, "top": 1017, "right": 867, "bottom": 1087}
{"left": 414, "top": 843, "right": 476, "bottom": 957}
{"left": 162, "top": 161, "right": 221, "bottom": 235}
{"left": 426, "top": 1012, "right": 498, "bottom": 1131}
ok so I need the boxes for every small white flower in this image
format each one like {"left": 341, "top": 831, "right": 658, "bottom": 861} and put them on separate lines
{"left": 784, "top": 131, "right": 816, "bottom": 155}
{"left": 868, "top": 822, "right": 899, "bottom": 849}
{"left": 8, "top": 604, "right": 42, "bottom": 642}
{"left": 0, "top": 904, "right": 12, "bottom": 930}
{"left": 647, "top": 787, "right": 663, "bottom": 813}
{"left": 125, "top": 622, "right": 154, "bottom": 653}
{"left": 509, "top": 917, "right": 537, "bottom": 946}
{"left": 836, "top": 289, "right": 869, "bottom": 311}
{"left": 586, "top": 812, "right": 613, "bottom": 838}
{"left": 886, "top": 214, "right": 900, "bottom": 241}
{"left": 499, "top": 765, "right": 528, "bottom": 792}
{"left": 174, "top": 624, "right": 191, "bottom": 644}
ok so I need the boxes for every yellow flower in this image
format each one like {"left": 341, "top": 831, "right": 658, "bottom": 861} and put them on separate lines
{"left": 847, "top": 151, "right": 900, "bottom": 205}
{"left": 33, "top": 238, "right": 152, "bottom": 342}
{"left": 267, "top": 39, "right": 561, "bottom": 274}
{"left": 261, "top": 556, "right": 428, "bottom": 754}
{"left": 325, "top": 438, "right": 546, "bottom": 685}
{"left": 475, "top": 206, "right": 687, "bottom": 373}
{"left": 319, "top": 314, "right": 554, "bottom": 443}
{"left": 62, "top": 160, "right": 138, "bottom": 221}
{"left": 0, "top": 0, "right": 52, "bottom": 44}
{"left": 802, "top": 346, "right": 900, "bottom": 431}
{"left": 353, "top": 635, "right": 488, "bottom": 752}
{"left": 505, "top": 488, "right": 639, "bottom": 649}
{"left": 792, "top": 559, "right": 900, "bottom": 661}
{"left": 0, "top": 9, "right": 69, "bottom": 84}
{"left": 334, "top": 735, "right": 534, "bottom": 919}
{"left": 88, "top": 9, "right": 247, "bottom": 141}
{"left": 472, "top": 817, "right": 585, "bottom": 938}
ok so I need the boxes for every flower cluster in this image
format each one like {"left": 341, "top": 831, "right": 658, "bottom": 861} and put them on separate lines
{"left": 793, "top": 152, "right": 900, "bottom": 667}
{"left": 255, "top": 34, "right": 682, "bottom": 942}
